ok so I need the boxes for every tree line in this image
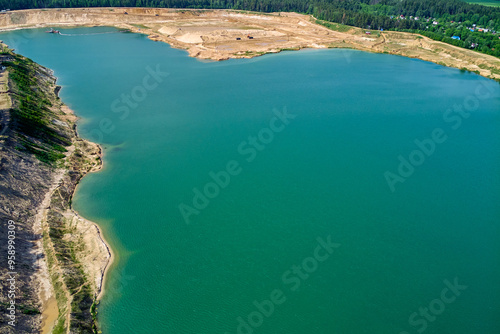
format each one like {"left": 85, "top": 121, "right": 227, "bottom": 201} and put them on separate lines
{"left": 1, "top": 0, "right": 499, "bottom": 57}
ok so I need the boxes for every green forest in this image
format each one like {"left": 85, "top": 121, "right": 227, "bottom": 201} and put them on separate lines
{"left": 1, "top": 0, "right": 499, "bottom": 57}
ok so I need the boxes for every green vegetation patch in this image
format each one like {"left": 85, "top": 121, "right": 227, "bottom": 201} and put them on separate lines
{"left": 2, "top": 53, "right": 71, "bottom": 164}
{"left": 316, "top": 20, "right": 351, "bottom": 32}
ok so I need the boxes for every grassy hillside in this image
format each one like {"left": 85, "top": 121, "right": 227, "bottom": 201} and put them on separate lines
{"left": 1, "top": 48, "right": 72, "bottom": 164}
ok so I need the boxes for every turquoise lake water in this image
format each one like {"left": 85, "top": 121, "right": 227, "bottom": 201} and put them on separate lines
{"left": 2, "top": 27, "right": 500, "bottom": 334}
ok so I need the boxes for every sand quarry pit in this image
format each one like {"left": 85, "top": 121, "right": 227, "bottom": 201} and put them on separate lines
{"left": 0, "top": 8, "right": 499, "bottom": 79}
{"left": 137, "top": 10, "right": 348, "bottom": 59}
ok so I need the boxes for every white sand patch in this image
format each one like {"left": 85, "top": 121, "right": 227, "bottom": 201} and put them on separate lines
{"left": 159, "top": 26, "right": 179, "bottom": 35}
{"left": 225, "top": 13, "right": 272, "bottom": 20}
{"left": 175, "top": 32, "right": 204, "bottom": 44}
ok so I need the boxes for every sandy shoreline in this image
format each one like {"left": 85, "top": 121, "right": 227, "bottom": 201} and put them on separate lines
{"left": 69, "top": 114, "right": 114, "bottom": 300}
{"left": 37, "top": 100, "right": 111, "bottom": 332}
{"left": 93, "top": 220, "right": 114, "bottom": 300}
{"left": 0, "top": 8, "right": 499, "bottom": 81}
{"left": 33, "top": 135, "right": 111, "bottom": 334}
{"left": 69, "top": 208, "right": 114, "bottom": 301}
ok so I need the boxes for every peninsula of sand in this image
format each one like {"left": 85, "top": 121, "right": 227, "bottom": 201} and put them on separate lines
{"left": 0, "top": 7, "right": 499, "bottom": 81}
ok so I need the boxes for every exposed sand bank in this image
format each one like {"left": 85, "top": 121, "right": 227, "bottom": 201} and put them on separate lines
{"left": 31, "top": 102, "right": 111, "bottom": 333}
{"left": 69, "top": 208, "right": 114, "bottom": 301}
{"left": 0, "top": 8, "right": 499, "bottom": 81}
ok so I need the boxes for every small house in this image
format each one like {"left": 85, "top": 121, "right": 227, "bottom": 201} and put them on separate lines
{"left": 451, "top": 36, "right": 460, "bottom": 40}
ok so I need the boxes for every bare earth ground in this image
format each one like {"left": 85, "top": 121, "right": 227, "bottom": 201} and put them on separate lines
{"left": 0, "top": 8, "right": 499, "bottom": 80}
{"left": 0, "top": 68, "right": 10, "bottom": 113}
